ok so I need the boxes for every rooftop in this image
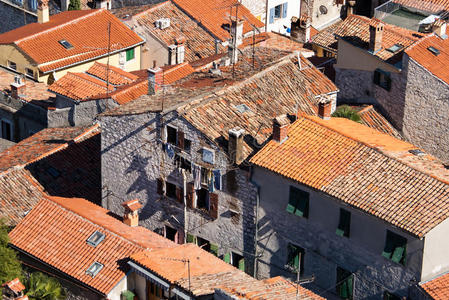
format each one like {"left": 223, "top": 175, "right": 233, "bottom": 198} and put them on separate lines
{"left": 250, "top": 115, "right": 449, "bottom": 238}
{"left": 312, "top": 14, "right": 424, "bottom": 64}
{"left": 421, "top": 271, "right": 449, "bottom": 299}
{"left": 0, "top": 9, "right": 143, "bottom": 73}
{"left": 352, "top": 105, "right": 403, "bottom": 139}
{"left": 392, "top": 0, "right": 449, "bottom": 14}
{"left": 406, "top": 33, "right": 449, "bottom": 85}
{"left": 9, "top": 196, "right": 175, "bottom": 295}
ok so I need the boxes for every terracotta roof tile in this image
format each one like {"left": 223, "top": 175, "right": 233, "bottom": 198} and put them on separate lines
{"left": 87, "top": 62, "right": 138, "bottom": 85}
{"left": 0, "top": 9, "right": 143, "bottom": 73}
{"left": 250, "top": 115, "right": 449, "bottom": 237}
{"left": 406, "top": 34, "right": 449, "bottom": 85}
{"left": 2, "top": 278, "right": 25, "bottom": 294}
{"left": 352, "top": 105, "right": 403, "bottom": 139}
{"left": 421, "top": 271, "right": 449, "bottom": 300}
{"left": 312, "top": 15, "right": 424, "bottom": 63}
{"left": 393, "top": 0, "right": 449, "bottom": 13}
{"left": 161, "top": 62, "right": 195, "bottom": 84}
{"left": 9, "top": 196, "right": 175, "bottom": 295}
{"left": 49, "top": 72, "right": 114, "bottom": 100}
{"left": 240, "top": 32, "right": 313, "bottom": 55}
{"left": 171, "top": 0, "right": 264, "bottom": 41}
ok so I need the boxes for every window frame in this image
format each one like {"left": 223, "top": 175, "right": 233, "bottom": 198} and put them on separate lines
{"left": 286, "top": 243, "right": 305, "bottom": 275}
{"left": 336, "top": 208, "right": 351, "bottom": 238}
{"left": 25, "top": 68, "right": 34, "bottom": 78}
{"left": 373, "top": 68, "right": 392, "bottom": 91}
{"left": 126, "top": 48, "right": 135, "bottom": 61}
{"left": 8, "top": 61, "right": 17, "bottom": 71}
{"left": 336, "top": 267, "right": 353, "bottom": 300}
{"left": 286, "top": 186, "right": 309, "bottom": 218}
{"left": 382, "top": 230, "right": 407, "bottom": 265}
{"left": 1, "top": 119, "right": 13, "bottom": 141}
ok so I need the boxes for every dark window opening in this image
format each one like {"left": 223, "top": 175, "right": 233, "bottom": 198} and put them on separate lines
{"left": 184, "top": 139, "right": 191, "bottom": 153}
{"left": 336, "top": 267, "right": 353, "bottom": 299}
{"left": 197, "top": 237, "right": 211, "bottom": 252}
{"left": 164, "top": 225, "right": 177, "bottom": 242}
{"left": 286, "top": 186, "right": 309, "bottom": 218}
{"left": 8, "top": 61, "right": 16, "bottom": 70}
{"left": 383, "top": 291, "right": 401, "bottom": 300}
{"left": 201, "top": 168, "right": 209, "bottom": 186}
{"left": 196, "top": 188, "right": 209, "bottom": 210}
{"left": 166, "top": 182, "right": 177, "bottom": 199}
{"left": 287, "top": 243, "right": 304, "bottom": 275}
{"left": 1, "top": 121, "right": 12, "bottom": 141}
{"left": 25, "top": 68, "right": 34, "bottom": 77}
{"left": 231, "top": 252, "right": 245, "bottom": 271}
{"left": 167, "top": 126, "right": 177, "bottom": 145}
{"left": 336, "top": 209, "right": 351, "bottom": 237}
{"left": 382, "top": 230, "right": 407, "bottom": 265}
{"left": 274, "top": 4, "right": 282, "bottom": 18}
{"left": 373, "top": 69, "right": 391, "bottom": 91}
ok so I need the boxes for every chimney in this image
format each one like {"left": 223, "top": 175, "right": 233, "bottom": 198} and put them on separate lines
{"left": 369, "top": 20, "right": 384, "bottom": 53}
{"left": 37, "top": 0, "right": 49, "bottom": 24}
{"left": 230, "top": 16, "right": 244, "bottom": 47}
{"left": 215, "top": 39, "right": 220, "bottom": 54}
{"left": 273, "top": 115, "right": 290, "bottom": 143}
{"left": 347, "top": 0, "right": 356, "bottom": 15}
{"left": 121, "top": 199, "right": 142, "bottom": 227}
{"left": 10, "top": 75, "right": 25, "bottom": 99}
{"left": 175, "top": 37, "right": 186, "bottom": 64}
{"left": 433, "top": 19, "right": 447, "bottom": 37}
{"left": 318, "top": 99, "right": 332, "bottom": 120}
{"left": 291, "top": 15, "right": 311, "bottom": 43}
{"left": 228, "top": 127, "right": 245, "bottom": 165}
{"left": 168, "top": 45, "right": 177, "bottom": 65}
{"left": 148, "top": 68, "right": 162, "bottom": 95}
{"left": 96, "top": 0, "right": 111, "bottom": 9}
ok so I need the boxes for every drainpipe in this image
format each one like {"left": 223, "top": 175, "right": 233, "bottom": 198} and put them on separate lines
{"left": 249, "top": 165, "right": 261, "bottom": 278}
{"left": 265, "top": 0, "right": 269, "bottom": 32}
{"left": 182, "top": 169, "right": 187, "bottom": 243}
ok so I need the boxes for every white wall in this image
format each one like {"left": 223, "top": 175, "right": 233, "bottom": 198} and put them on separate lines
{"left": 266, "top": 0, "right": 301, "bottom": 34}
{"left": 107, "top": 276, "right": 128, "bottom": 300}
{"left": 422, "top": 217, "right": 449, "bottom": 281}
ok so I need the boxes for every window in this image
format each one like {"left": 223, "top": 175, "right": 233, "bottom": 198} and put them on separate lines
{"left": 197, "top": 236, "right": 211, "bottom": 252}
{"left": 196, "top": 187, "right": 209, "bottom": 210}
{"left": 25, "top": 68, "right": 34, "bottom": 78}
{"left": 202, "top": 147, "right": 215, "bottom": 164}
{"left": 286, "top": 186, "right": 309, "bottom": 218}
{"left": 166, "top": 182, "right": 177, "bottom": 199}
{"left": 86, "top": 231, "right": 105, "bottom": 247}
{"left": 387, "top": 44, "right": 403, "bottom": 53}
{"left": 86, "top": 262, "right": 103, "bottom": 277}
{"left": 1, "top": 120, "right": 12, "bottom": 141}
{"left": 336, "top": 267, "right": 353, "bottom": 299}
{"left": 58, "top": 39, "right": 73, "bottom": 49}
{"left": 382, "top": 230, "right": 407, "bottom": 265}
{"left": 383, "top": 291, "right": 401, "bottom": 300}
{"left": 148, "top": 282, "right": 162, "bottom": 297}
{"left": 184, "top": 139, "right": 191, "bottom": 153}
{"left": 186, "top": 233, "right": 197, "bottom": 244}
{"left": 126, "top": 48, "right": 135, "bottom": 61}
{"left": 286, "top": 243, "right": 304, "bottom": 275}
{"left": 224, "top": 251, "right": 245, "bottom": 271}
{"left": 336, "top": 209, "right": 351, "bottom": 237}
{"left": 29, "top": 0, "right": 37, "bottom": 11}
{"left": 269, "top": 2, "right": 288, "bottom": 23}
{"left": 167, "top": 126, "right": 177, "bottom": 144}
{"left": 428, "top": 46, "right": 440, "bottom": 55}
{"left": 373, "top": 69, "right": 391, "bottom": 91}
{"left": 164, "top": 225, "right": 177, "bottom": 242}
{"left": 8, "top": 61, "right": 16, "bottom": 71}
{"left": 274, "top": 4, "right": 282, "bottom": 18}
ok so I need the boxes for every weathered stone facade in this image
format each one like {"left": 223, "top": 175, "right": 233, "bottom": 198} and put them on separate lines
{"left": 101, "top": 110, "right": 258, "bottom": 275}
{"left": 252, "top": 166, "right": 424, "bottom": 300}
{"left": 0, "top": 1, "right": 36, "bottom": 34}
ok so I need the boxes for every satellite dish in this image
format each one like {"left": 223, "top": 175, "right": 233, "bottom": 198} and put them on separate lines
{"left": 319, "top": 5, "right": 328, "bottom": 14}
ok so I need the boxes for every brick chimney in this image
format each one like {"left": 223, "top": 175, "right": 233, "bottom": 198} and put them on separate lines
{"left": 318, "top": 99, "right": 332, "bottom": 120}
{"left": 121, "top": 199, "right": 142, "bottom": 227}
{"left": 37, "top": 0, "right": 49, "bottom": 24}
{"left": 228, "top": 127, "right": 245, "bottom": 165}
{"left": 291, "top": 14, "right": 311, "bottom": 43}
{"left": 229, "top": 17, "right": 243, "bottom": 64}
{"left": 96, "top": 0, "right": 111, "bottom": 9}
{"left": 175, "top": 37, "right": 186, "bottom": 64}
{"left": 11, "top": 75, "right": 25, "bottom": 99}
{"left": 347, "top": 0, "right": 356, "bottom": 15}
{"left": 433, "top": 19, "right": 447, "bottom": 37}
{"left": 148, "top": 68, "right": 162, "bottom": 95}
{"left": 369, "top": 20, "right": 384, "bottom": 53}
{"left": 273, "top": 115, "right": 290, "bottom": 143}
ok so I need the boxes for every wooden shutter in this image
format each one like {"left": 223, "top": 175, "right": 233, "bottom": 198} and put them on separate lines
{"left": 177, "top": 130, "right": 185, "bottom": 150}
{"left": 282, "top": 2, "right": 288, "bottom": 18}
{"left": 209, "top": 193, "right": 219, "bottom": 219}
{"left": 157, "top": 178, "right": 163, "bottom": 195}
{"left": 186, "top": 182, "right": 194, "bottom": 208}
{"left": 336, "top": 0, "right": 344, "bottom": 4}
{"left": 269, "top": 7, "right": 275, "bottom": 24}
{"left": 238, "top": 258, "right": 245, "bottom": 272}
{"left": 177, "top": 229, "right": 185, "bottom": 244}
{"left": 224, "top": 252, "right": 231, "bottom": 263}
{"left": 210, "top": 243, "right": 219, "bottom": 256}
{"left": 176, "top": 186, "right": 183, "bottom": 204}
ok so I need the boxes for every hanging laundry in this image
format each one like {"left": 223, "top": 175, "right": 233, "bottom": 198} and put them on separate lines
{"left": 208, "top": 169, "right": 215, "bottom": 192}
{"left": 166, "top": 143, "right": 175, "bottom": 159}
{"left": 213, "top": 169, "right": 222, "bottom": 190}
{"left": 192, "top": 163, "right": 202, "bottom": 190}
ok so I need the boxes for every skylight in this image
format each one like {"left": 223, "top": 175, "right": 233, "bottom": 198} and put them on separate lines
{"left": 59, "top": 39, "right": 73, "bottom": 49}
{"left": 235, "top": 104, "right": 251, "bottom": 113}
{"left": 86, "top": 231, "right": 105, "bottom": 247}
{"left": 427, "top": 46, "right": 440, "bottom": 55}
{"left": 86, "top": 262, "right": 103, "bottom": 277}
{"left": 409, "top": 149, "right": 426, "bottom": 156}
{"left": 387, "top": 44, "right": 403, "bottom": 53}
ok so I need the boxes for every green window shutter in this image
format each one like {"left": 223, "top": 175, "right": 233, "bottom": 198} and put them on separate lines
{"left": 296, "top": 198, "right": 309, "bottom": 218}
{"left": 186, "top": 233, "right": 196, "bottom": 244}
{"left": 336, "top": 228, "right": 345, "bottom": 237}
{"left": 238, "top": 258, "right": 245, "bottom": 271}
{"left": 210, "top": 243, "right": 219, "bottom": 256}
{"left": 337, "top": 267, "right": 353, "bottom": 300}
{"left": 224, "top": 252, "right": 230, "bottom": 264}
{"left": 391, "top": 246, "right": 405, "bottom": 264}
{"left": 294, "top": 253, "right": 300, "bottom": 270}
{"left": 337, "top": 209, "right": 351, "bottom": 237}
{"left": 382, "top": 236, "right": 395, "bottom": 259}
{"left": 126, "top": 48, "right": 135, "bottom": 61}
{"left": 286, "top": 187, "right": 297, "bottom": 214}
{"left": 339, "top": 281, "right": 348, "bottom": 299}
{"left": 347, "top": 274, "right": 353, "bottom": 299}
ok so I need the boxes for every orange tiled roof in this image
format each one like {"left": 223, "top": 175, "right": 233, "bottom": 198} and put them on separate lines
{"left": 250, "top": 115, "right": 449, "bottom": 237}
{"left": 219, "top": 276, "right": 325, "bottom": 300}
{"left": 0, "top": 9, "right": 143, "bottom": 73}
{"left": 161, "top": 62, "right": 195, "bottom": 85}
{"left": 87, "top": 62, "right": 138, "bottom": 85}
{"left": 353, "top": 105, "right": 403, "bottom": 139}
{"left": 171, "top": 0, "right": 264, "bottom": 41}
{"left": 49, "top": 72, "right": 114, "bottom": 100}
{"left": 2, "top": 278, "right": 25, "bottom": 294}
{"left": 312, "top": 14, "right": 423, "bottom": 63}
{"left": 406, "top": 34, "right": 449, "bottom": 85}
{"left": 240, "top": 32, "right": 313, "bottom": 55}
{"left": 421, "top": 271, "right": 449, "bottom": 300}
{"left": 393, "top": 0, "right": 449, "bottom": 13}
{"left": 9, "top": 196, "right": 175, "bottom": 295}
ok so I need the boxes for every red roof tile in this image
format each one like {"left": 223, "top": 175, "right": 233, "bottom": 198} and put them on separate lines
{"left": 421, "top": 271, "right": 449, "bottom": 300}
{"left": 161, "top": 62, "right": 195, "bottom": 84}
{"left": 393, "top": 0, "right": 449, "bottom": 13}
{"left": 250, "top": 115, "right": 449, "bottom": 237}
{"left": 0, "top": 9, "right": 143, "bottom": 73}
{"left": 49, "top": 72, "right": 114, "bottom": 100}
{"left": 353, "top": 105, "right": 403, "bottom": 139}
{"left": 9, "top": 196, "right": 175, "bottom": 295}
{"left": 87, "top": 62, "right": 138, "bottom": 85}
{"left": 406, "top": 34, "right": 449, "bottom": 85}
{"left": 2, "top": 278, "right": 25, "bottom": 294}
{"left": 122, "top": 199, "right": 142, "bottom": 211}
{"left": 240, "top": 32, "right": 313, "bottom": 55}
{"left": 171, "top": 0, "right": 264, "bottom": 41}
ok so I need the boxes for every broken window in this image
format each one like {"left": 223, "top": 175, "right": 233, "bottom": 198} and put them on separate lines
{"left": 373, "top": 69, "right": 391, "bottom": 91}
{"left": 336, "top": 267, "right": 353, "bottom": 299}
{"left": 286, "top": 186, "right": 309, "bottom": 218}
{"left": 382, "top": 230, "right": 407, "bottom": 265}
{"left": 336, "top": 209, "right": 351, "bottom": 238}
{"left": 286, "top": 243, "right": 304, "bottom": 275}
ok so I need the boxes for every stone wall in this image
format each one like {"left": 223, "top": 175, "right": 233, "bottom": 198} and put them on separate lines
{"left": 402, "top": 56, "right": 449, "bottom": 162}
{"left": 335, "top": 67, "right": 377, "bottom": 103}
{"left": 101, "top": 111, "right": 258, "bottom": 275}
{"left": 0, "top": 1, "right": 36, "bottom": 34}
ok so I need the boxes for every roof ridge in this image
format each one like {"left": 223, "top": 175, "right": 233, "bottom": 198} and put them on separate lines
{"left": 133, "top": 0, "right": 170, "bottom": 18}
{"left": 15, "top": 9, "right": 103, "bottom": 44}
{"left": 73, "top": 72, "right": 113, "bottom": 91}
{"left": 303, "top": 115, "right": 449, "bottom": 185}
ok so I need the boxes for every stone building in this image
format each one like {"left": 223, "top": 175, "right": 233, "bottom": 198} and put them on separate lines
{"left": 100, "top": 46, "right": 338, "bottom": 276}
{"left": 250, "top": 110, "right": 449, "bottom": 299}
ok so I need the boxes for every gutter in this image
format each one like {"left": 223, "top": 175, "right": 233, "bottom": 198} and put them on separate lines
{"left": 249, "top": 165, "right": 261, "bottom": 278}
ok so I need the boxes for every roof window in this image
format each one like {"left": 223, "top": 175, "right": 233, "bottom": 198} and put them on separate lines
{"left": 86, "top": 262, "right": 103, "bottom": 277}
{"left": 427, "top": 46, "right": 440, "bottom": 55}
{"left": 409, "top": 149, "right": 426, "bottom": 156}
{"left": 86, "top": 231, "right": 105, "bottom": 247}
{"left": 387, "top": 44, "right": 403, "bottom": 53}
{"left": 59, "top": 39, "right": 73, "bottom": 49}
{"left": 235, "top": 104, "right": 251, "bottom": 113}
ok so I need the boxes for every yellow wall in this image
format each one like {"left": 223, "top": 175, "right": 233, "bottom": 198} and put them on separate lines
{"left": 0, "top": 44, "right": 141, "bottom": 84}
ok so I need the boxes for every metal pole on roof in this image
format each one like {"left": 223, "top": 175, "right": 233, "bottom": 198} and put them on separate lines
{"left": 106, "top": 21, "right": 111, "bottom": 103}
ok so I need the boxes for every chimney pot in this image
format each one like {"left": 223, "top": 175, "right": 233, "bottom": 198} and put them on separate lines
{"left": 318, "top": 99, "right": 332, "bottom": 120}
{"left": 37, "top": 0, "right": 49, "bottom": 23}
{"left": 11, "top": 75, "right": 26, "bottom": 99}
{"left": 433, "top": 19, "right": 447, "bottom": 37}
{"left": 273, "top": 115, "right": 290, "bottom": 143}
{"left": 228, "top": 127, "right": 245, "bottom": 165}
{"left": 147, "top": 68, "right": 162, "bottom": 95}
{"left": 168, "top": 45, "right": 177, "bottom": 65}
{"left": 369, "top": 20, "right": 384, "bottom": 53}
{"left": 121, "top": 199, "right": 142, "bottom": 227}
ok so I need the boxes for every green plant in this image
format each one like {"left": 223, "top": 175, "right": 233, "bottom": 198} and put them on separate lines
{"left": 121, "top": 290, "right": 135, "bottom": 300}
{"left": 332, "top": 105, "right": 362, "bottom": 123}
{"left": 0, "top": 219, "right": 22, "bottom": 291}
{"left": 25, "top": 272, "right": 65, "bottom": 300}
{"left": 68, "top": 0, "right": 81, "bottom": 10}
